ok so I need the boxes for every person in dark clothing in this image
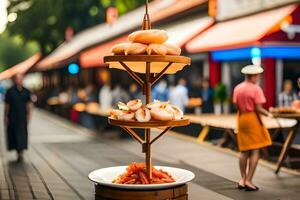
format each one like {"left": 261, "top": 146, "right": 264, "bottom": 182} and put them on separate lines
{"left": 200, "top": 78, "right": 214, "bottom": 113}
{"left": 4, "top": 74, "right": 32, "bottom": 162}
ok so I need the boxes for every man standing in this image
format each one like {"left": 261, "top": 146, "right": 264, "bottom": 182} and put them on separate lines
{"left": 4, "top": 74, "right": 32, "bottom": 162}
{"left": 278, "top": 80, "right": 297, "bottom": 107}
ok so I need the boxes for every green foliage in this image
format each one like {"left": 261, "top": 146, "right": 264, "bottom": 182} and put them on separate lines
{"left": 0, "top": 32, "right": 38, "bottom": 72}
{"left": 7, "top": 0, "right": 146, "bottom": 55}
{"left": 213, "top": 83, "right": 228, "bottom": 103}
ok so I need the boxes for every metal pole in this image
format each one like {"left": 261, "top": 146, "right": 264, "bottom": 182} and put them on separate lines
{"left": 142, "top": 0, "right": 151, "bottom": 30}
{"left": 145, "top": 61, "right": 152, "bottom": 179}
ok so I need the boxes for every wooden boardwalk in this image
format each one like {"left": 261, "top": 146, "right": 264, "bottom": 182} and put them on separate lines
{"left": 0, "top": 106, "right": 300, "bottom": 200}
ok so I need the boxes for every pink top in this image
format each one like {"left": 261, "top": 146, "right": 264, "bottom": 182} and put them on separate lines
{"left": 233, "top": 81, "right": 266, "bottom": 112}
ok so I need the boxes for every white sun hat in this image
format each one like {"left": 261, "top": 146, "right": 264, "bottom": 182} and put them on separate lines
{"left": 241, "top": 65, "right": 264, "bottom": 75}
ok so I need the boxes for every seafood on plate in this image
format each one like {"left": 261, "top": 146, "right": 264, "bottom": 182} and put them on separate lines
{"left": 109, "top": 109, "right": 125, "bottom": 119}
{"left": 135, "top": 107, "right": 151, "bottom": 122}
{"left": 146, "top": 100, "right": 169, "bottom": 109}
{"left": 127, "top": 99, "right": 143, "bottom": 111}
{"left": 117, "top": 111, "right": 135, "bottom": 121}
{"left": 113, "top": 162, "right": 175, "bottom": 184}
{"left": 150, "top": 106, "right": 174, "bottom": 121}
{"left": 166, "top": 105, "right": 183, "bottom": 120}
{"left": 110, "top": 109, "right": 135, "bottom": 121}
{"left": 109, "top": 100, "right": 184, "bottom": 122}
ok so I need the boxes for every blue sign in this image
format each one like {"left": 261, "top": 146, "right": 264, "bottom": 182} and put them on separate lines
{"left": 68, "top": 63, "right": 79, "bottom": 74}
{"left": 251, "top": 47, "right": 261, "bottom": 58}
{"left": 212, "top": 46, "right": 300, "bottom": 61}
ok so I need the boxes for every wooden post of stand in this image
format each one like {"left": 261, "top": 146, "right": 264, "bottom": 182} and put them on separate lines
{"left": 141, "top": 0, "right": 152, "bottom": 179}
{"left": 144, "top": 61, "right": 152, "bottom": 179}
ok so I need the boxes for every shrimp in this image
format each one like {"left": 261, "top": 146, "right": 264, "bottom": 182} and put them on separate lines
{"left": 150, "top": 106, "right": 173, "bottom": 121}
{"left": 166, "top": 105, "right": 183, "bottom": 120}
{"left": 146, "top": 100, "right": 169, "bottom": 109}
{"left": 112, "top": 162, "right": 175, "bottom": 184}
{"left": 127, "top": 99, "right": 142, "bottom": 111}
{"left": 117, "top": 111, "right": 135, "bottom": 121}
{"left": 135, "top": 107, "right": 151, "bottom": 122}
{"left": 109, "top": 109, "right": 125, "bottom": 119}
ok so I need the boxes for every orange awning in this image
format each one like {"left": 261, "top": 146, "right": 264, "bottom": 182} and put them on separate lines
{"left": 80, "top": 15, "right": 213, "bottom": 68}
{"left": 186, "top": 4, "right": 297, "bottom": 53}
{"left": 151, "top": 0, "right": 207, "bottom": 22}
{"left": 164, "top": 16, "right": 213, "bottom": 47}
{"left": 0, "top": 53, "right": 41, "bottom": 80}
{"left": 36, "top": 0, "right": 208, "bottom": 71}
{"left": 79, "top": 35, "right": 128, "bottom": 68}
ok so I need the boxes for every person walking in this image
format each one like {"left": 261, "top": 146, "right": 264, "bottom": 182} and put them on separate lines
{"left": 169, "top": 78, "right": 189, "bottom": 113}
{"left": 4, "top": 74, "right": 32, "bottom": 162}
{"left": 200, "top": 78, "right": 214, "bottom": 113}
{"left": 233, "top": 65, "right": 272, "bottom": 191}
{"left": 152, "top": 80, "right": 169, "bottom": 102}
{"left": 99, "top": 82, "right": 112, "bottom": 111}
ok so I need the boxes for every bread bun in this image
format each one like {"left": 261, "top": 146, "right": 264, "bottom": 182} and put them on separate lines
{"left": 111, "top": 43, "right": 130, "bottom": 55}
{"left": 164, "top": 43, "right": 181, "bottom": 56}
{"left": 125, "top": 43, "right": 147, "bottom": 55}
{"left": 128, "top": 30, "right": 168, "bottom": 44}
{"left": 146, "top": 43, "right": 167, "bottom": 55}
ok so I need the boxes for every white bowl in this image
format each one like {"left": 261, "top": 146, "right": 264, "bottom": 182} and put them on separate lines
{"left": 88, "top": 166, "right": 195, "bottom": 190}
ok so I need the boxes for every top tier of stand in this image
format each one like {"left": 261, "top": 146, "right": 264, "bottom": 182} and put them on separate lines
{"left": 104, "top": 55, "right": 191, "bottom": 74}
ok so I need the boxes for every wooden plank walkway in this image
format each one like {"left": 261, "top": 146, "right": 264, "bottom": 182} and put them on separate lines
{"left": 0, "top": 106, "right": 300, "bottom": 200}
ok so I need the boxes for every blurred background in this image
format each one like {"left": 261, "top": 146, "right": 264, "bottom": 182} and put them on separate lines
{"left": 1, "top": 0, "right": 300, "bottom": 167}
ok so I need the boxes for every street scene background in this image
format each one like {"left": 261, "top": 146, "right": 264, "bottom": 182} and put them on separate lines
{"left": 0, "top": 0, "right": 300, "bottom": 199}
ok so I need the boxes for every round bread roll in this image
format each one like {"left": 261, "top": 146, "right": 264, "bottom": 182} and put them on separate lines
{"left": 111, "top": 42, "right": 131, "bottom": 55}
{"left": 125, "top": 43, "right": 147, "bottom": 55}
{"left": 164, "top": 43, "right": 181, "bottom": 56}
{"left": 146, "top": 43, "right": 168, "bottom": 55}
{"left": 128, "top": 30, "right": 168, "bottom": 44}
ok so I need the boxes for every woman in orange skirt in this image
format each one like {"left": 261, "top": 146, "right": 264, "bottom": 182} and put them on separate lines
{"left": 233, "top": 65, "right": 272, "bottom": 191}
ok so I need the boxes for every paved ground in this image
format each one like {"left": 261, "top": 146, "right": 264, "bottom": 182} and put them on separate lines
{"left": 0, "top": 106, "right": 300, "bottom": 200}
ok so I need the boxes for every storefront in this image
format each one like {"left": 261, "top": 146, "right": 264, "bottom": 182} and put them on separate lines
{"left": 186, "top": 4, "right": 300, "bottom": 108}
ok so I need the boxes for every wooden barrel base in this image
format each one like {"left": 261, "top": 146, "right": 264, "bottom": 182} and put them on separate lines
{"left": 94, "top": 184, "right": 188, "bottom": 200}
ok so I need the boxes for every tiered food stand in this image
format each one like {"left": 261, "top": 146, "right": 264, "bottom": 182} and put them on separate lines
{"left": 88, "top": 1, "right": 194, "bottom": 199}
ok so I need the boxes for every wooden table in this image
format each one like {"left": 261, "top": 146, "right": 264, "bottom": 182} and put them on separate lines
{"left": 185, "top": 114, "right": 297, "bottom": 174}
{"left": 271, "top": 113, "right": 300, "bottom": 174}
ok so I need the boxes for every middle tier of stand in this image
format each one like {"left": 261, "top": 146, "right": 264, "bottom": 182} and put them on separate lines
{"left": 108, "top": 118, "right": 190, "bottom": 128}
{"left": 104, "top": 55, "right": 191, "bottom": 74}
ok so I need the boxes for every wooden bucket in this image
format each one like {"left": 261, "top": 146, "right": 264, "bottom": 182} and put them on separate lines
{"left": 94, "top": 184, "right": 188, "bottom": 200}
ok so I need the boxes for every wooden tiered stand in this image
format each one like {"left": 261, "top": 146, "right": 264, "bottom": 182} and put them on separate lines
{"left": 94, "top": 1, "right": 192, "bottom": 199}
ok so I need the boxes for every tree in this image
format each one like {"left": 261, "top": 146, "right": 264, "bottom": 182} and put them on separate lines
{"left": 0, "top": 32, "right": 38, "bottom": 72}
{"left": 7, "top": 0, "right": 146, "bottom": 55}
